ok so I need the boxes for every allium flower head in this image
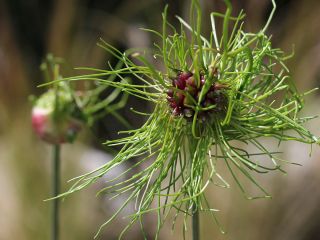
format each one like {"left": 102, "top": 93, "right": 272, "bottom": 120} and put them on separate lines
{"left": 32, "top": 83, "right": 82, "bottom": 144}
{"left": 57, "top": 0, "right": 319, "bottom": 238}
{"left": 33, "top": 54, "right": 129, "bottom": 145}
{"left": 32, "top": 54, "right": 84, "bottom": 145}
{"left": 167, "top": 70, "right": 228, "bottom": 121}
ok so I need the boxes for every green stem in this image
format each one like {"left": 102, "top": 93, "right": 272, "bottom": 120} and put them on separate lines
{"left": 188, "top": 135, "right": 200, "bottom": 240}
{"left": 192, "top": 206, "right": 200, "bottom": 240}
{"left": 221, "top": 0, "right": 232, "bottom": 72}
{"left": 51, "top": 144, "right": 61, "bottom": 240}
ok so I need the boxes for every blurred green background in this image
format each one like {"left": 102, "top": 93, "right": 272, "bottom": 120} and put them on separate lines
{"left": 0, "top": 0, "right": 320, "bottom": 239}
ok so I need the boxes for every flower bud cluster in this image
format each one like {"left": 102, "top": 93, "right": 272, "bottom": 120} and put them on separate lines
{"left": 166, "top": 71, "right": 227, "bottom": 121}
{"left": 31, "top": 89, "right": 82, "bottom": 145}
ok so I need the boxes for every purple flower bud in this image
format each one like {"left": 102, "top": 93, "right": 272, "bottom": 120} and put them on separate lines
{"left": 31, "top": 89, "right": 82, "bottom": 145}
{"left": 167, "top": 89, "right": 174, "bottom": 97}
{"left": 175, "top": 92, "right": 185, "bottom": 106}
{"left": 186, "top": 76, "right": 196, "bottom": 88}
{"left": 173, "top": 107, "right": 181, "bottom": 116}
{"left": 32, "top": 106, "right": 82, "bottom": 145}
{"left": 170, "top": 101, "right": 178, "bottom": 109}
{"left": 167, "top": 97, "right": 174, "bottom": 103}
{"left": 167, "top": 69, "right": 227, "bottom": 120}
{"left": 174, "top": 78, "right": 186, "bottom": 90}
{"left": 178, "top": 71, "right": 193, "bottom": 82}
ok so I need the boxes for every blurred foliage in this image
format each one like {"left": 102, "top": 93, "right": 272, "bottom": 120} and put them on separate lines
{"left": 0, "top": 0, "right": 319, "bottom": 239}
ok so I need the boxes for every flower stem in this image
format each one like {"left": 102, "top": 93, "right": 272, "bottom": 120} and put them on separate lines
{"left": 192, "top": 205, "right": 200, "bottom": 240}
{"left": 51, "top": 144, "right": 61, "bottom": 240}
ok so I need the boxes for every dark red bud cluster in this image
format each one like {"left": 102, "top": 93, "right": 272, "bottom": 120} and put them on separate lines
{"left": 166, "top": 71, "right": 227, "bottom": 121}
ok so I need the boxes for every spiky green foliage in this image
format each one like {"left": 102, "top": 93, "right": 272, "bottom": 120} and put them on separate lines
{"left": 72, "top": 61, "right": 131, "bottom": 129}
{"left": 38, "top": 54, "right": 130, "bottom": 129}
{"left": 49, "top": 0, "right": 319, "bottom": 238}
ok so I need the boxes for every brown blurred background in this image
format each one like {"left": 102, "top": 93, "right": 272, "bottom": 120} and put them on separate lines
{"left": 0, "top": 0, "right": 320, "bottom": 239}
